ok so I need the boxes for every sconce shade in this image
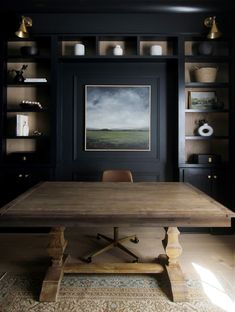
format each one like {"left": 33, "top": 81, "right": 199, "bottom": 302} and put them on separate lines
{"left": 204, "top": 16, "right": 222, "bottom": 39}
{"left": 15, "top": 16, "right": 32, "bottom": 38}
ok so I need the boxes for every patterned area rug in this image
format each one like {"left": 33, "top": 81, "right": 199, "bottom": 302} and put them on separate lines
{"left": 0, "top": 272, "right": 224, "bottom": 312}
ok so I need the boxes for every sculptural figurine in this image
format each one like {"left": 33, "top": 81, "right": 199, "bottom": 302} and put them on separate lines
{"left": 10, "top": 64, "right": 28, "bottom": 83}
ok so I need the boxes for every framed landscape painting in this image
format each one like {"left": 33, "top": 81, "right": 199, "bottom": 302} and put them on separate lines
{"left": 85, "top": 85, "right": 151, "bottom": 151}
{"left": 189, "top": 91, "right": 217, "bottom": 110}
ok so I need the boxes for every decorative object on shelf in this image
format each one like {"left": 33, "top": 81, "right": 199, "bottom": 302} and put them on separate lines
{"left": 20, "top": 100, "right": 43, "bottom": 110}
{"left": 15, "top": 16, "right": 33, "bottom": 38}
{"left": 20, "top": 46, "right": 38, "bottom": 56}
{"left": 197, "top": 41, "right": 213, "bottom": 56}
{"left": 150, "top": 45, "right": 162, "bottom": 56}
{"left": 9, "top": 64, "right": 28, "bottom": 83}
{"left": 213, "top": 100, "right": 224, "bottom": 110}
{"left": 33, "top": 130, "right": 42, "bottom": 136}
{"left": 204, "top": 16, "right": 222, "bottom": 39}
{"left": 193, "top": 154, "right": 221, "bottom": 164}
{"left": 196, "top": 119, "right": 214, "bottom": 137}
{"left": 74, "top": 43, "right": 85, "bottom": 56}
{"left": 16, "top": 114, "right": 29, "bottom": 136}
{"left": 193, "top": 66, "right": 218, "bottom": 83}
{"left": 189, "top": 91, "right": 217, "bottom": 110}
{"left": 113, "top": 45, "right": 123, "bottom": 56}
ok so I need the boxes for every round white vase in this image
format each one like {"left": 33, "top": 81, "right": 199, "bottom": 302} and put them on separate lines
{"left": 198, "top": 123, "right": 213, "bottom": 136}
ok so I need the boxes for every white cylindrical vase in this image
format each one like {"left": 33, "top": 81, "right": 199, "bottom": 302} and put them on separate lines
{"left": 150, "top": 45, "right": 162, "bottom": 56}
{"left": 74, "top": 43, "right": 85, "bottom": 56}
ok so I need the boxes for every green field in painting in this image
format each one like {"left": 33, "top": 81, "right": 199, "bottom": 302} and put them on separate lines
{"left": 86, "top": 130, "right": 149, "bottom": 150}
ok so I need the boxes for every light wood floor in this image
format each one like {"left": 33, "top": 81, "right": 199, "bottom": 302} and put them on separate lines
{"left": 0, "top": 227, "right": 234, "bottom": 297}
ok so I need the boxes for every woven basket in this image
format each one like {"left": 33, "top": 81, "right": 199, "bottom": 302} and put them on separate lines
{"left": 194, "top": 67, "right": 218, "bottom": 83}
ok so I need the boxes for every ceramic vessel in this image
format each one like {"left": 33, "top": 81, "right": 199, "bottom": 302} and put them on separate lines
{"left": 198, "top": 123, "right": 213, "bottom": 136}
{"left": 113, "top": 45, "right": 123, "bottom": 56}
{"left": 21, "top": 46, "right": 38, "bottom": 56}
{"left": 198, "top": 41, "right": 213, "bottom": 56}
{"left": 74, "top": 43, "right": 85, "bottom": 56}
{"left": 150, "top": 45, "right": 162, "bottom": 55}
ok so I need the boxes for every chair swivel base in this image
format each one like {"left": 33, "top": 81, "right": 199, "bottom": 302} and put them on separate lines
{"left": 81, "top": 227, "right": 139, "bottom": 263}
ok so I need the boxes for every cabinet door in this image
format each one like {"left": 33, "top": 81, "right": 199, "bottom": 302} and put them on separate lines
{"left": 181, "top": 168, "right": 231, "bottom": 207}
{"left": 181, "top": 168, "right": 212, "bottom": 195}
{"left": 211, "top": 169, "right": 231, "bottom": 207}
{"left": 0, "top": 169, "right": 50, "bottom": 207}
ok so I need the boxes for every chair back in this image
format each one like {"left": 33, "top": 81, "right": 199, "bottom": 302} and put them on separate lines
{"left": 102, "top": 170, "right": 133, "bottom": 182}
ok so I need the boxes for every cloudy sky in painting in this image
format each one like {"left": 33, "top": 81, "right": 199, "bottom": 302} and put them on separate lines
{"left": 86, "top": 85, "right": 151, "bottom": 130}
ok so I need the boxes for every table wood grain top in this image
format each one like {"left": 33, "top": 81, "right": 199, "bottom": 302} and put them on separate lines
{"left": 0, "top": 182, "right": 234, "bottom": 227}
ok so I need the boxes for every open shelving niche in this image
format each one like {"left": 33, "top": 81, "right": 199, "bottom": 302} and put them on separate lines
{"left": 58, "top": 35, "right": 178, "bottom": 59}
{"left": 4, "top": 37, "right": 51, "bottom": 164}
{"left": 183, "top": 38, "right": 230, "bottom": 166}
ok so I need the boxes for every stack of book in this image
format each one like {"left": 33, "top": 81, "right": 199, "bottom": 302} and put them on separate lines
{"left": 24, "top": 78, "right": 47, "bottom": 83}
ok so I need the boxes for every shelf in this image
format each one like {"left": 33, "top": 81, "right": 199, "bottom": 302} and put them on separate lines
{"left": 6, "top": 136, "right": 47, "bottom": 139}
{"left": 59, "top": 35, "right": 178, "bottom": 58}
{"left": 6, "top": 56, "right": 51, "bottom": 62}
{"left": 7, "top": 109, "right": 48, "bottom": 113}
{"left": 59, "top": 55, "right": 178, "bottom": 62}
{"left": 139, "top": 36, "right": 177, "bottom": 56}
{"left": 6, "top": 82, "right": 49, "bottom": 87}
{"left": 185, "top": 82, "right": 229, "bottom": 88}
{"left": 184, "top": 40, "right": 230, "bottom": 57}
{"left": 185, "top": 109, "right": 228, "bottom": 113}
{"left": 179, "top": 163, "right": 229, "bottom": 168}
{"left": 185, "top": 136, "right": 228, "bottom": 140}
{"left": 184, "top": 56, "right": 230, "bottom": 62}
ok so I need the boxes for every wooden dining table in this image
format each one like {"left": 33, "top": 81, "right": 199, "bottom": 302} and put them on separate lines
{"left": 0, "top": 181, "right": 234, "bottom": 303}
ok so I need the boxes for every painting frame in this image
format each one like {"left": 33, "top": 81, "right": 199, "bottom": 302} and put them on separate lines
{"left": 85, "top": 84, "right": 151, "bottom": 151}
{"left": 188, "top": 91, "right": 217, "bottom": 110}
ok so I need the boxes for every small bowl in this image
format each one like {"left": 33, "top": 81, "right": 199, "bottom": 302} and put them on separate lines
{"left": 20, "top": 46, "right": 38, "bottom": 56}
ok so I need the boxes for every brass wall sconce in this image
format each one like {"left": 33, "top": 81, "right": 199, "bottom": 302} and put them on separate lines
{"left": 15, "top": 16, "right": 33, "bottom": 38}
{"left": 204, "top": 16, "right": 222, "bottom": 39}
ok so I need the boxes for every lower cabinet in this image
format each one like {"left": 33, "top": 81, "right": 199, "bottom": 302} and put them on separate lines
{"left": 0, "top": 168, "right": 51, "bottom": 207}
{"left": 0, "top": 167, "right": 52, "bottom": 233}
{"left": 180, "top": 167, "right": 231, "bottom": 207}
{"left": 180, "top": 167, "right": 233, "bottom": 233}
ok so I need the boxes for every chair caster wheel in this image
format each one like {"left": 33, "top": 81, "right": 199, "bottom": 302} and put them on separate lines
{"left": 132, "top": 258, "right": 139, "bottom": 263}
{"left": 130, "top": 237, "right": 139, "bottom": 244}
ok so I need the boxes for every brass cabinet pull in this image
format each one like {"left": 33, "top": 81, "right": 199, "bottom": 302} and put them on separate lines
{"left": 18, "top": 173, "right": 30, "bottom": 178}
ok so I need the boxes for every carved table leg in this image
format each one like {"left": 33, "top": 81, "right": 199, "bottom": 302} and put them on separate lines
{"left": 39, "top": 227, "right": 68, "bottom": 302}
{"left": 161, "top": 227, "right": 188, "bottom": 302}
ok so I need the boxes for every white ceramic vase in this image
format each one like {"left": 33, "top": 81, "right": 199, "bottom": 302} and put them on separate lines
{"left": 198, "top": 123, "right": 213, "bottom": 136}
{"left": 74, "top": 43, "right": 85, "bottom": 56}
{"left": 113, "top": 45, "right": 123, "bottom": 56}
{"left": 150, "top": 45, "right": 162, "bottom": 56}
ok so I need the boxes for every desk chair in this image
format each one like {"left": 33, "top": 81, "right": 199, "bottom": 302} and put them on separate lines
{"left": 82, "top": 170, "right": 139, "bottom": 263}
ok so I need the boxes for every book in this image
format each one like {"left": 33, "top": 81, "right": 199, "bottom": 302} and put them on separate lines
{"left": 24, "top": 78, "right": 47, "bottom": 83}
{"left": 16, "top": 114, "right": 29, "bottom": 136}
